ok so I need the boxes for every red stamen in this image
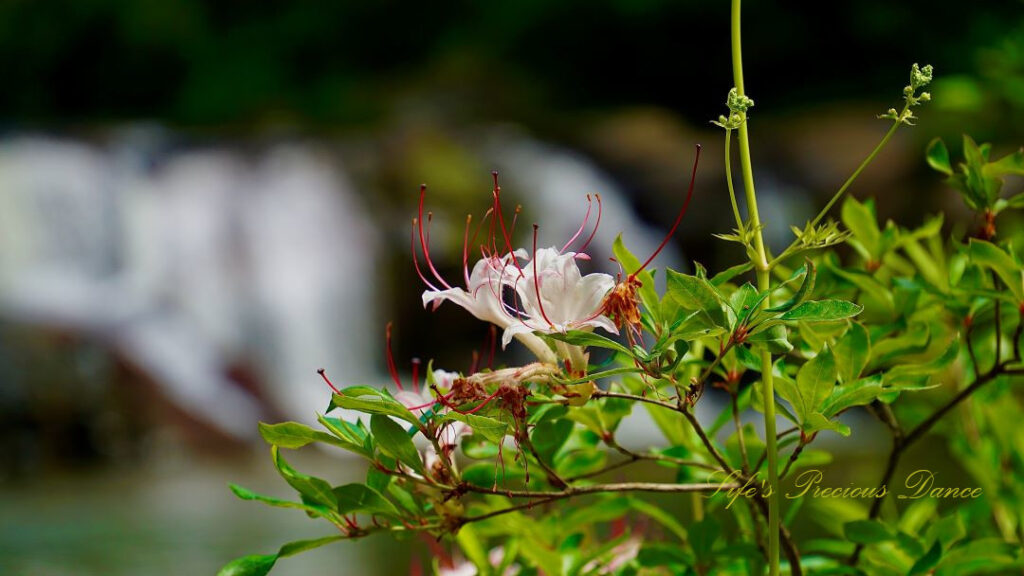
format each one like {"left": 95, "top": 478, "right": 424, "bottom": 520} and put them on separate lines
{"left": 317, "top": 368, "right": 341, "bottom": 394}
{"left": 532, "top": 224, "right": 556, "bottom": 328}
{"left": 385, "top": 323, "right": 404, "bottom": 390}
{"left": 632, "top": 144, "right": 702, "bottom": 278}
{"left": 411, "top": 219, "right": 440, "bottom": 291}
{"left": 460, "top": 388, "right": 502, "bottom": 415}
{"left": 561, "top": 194, "right": 593, "bottom": 253}
{"left": 509, "top": 204, "right": 522, "bottom": 238}
{"left": 492, "top": 171, "right": 521, "bottom": 271}
{"left": 411, "top": 357, "right": 421, "bottom": 393}
{"left": 470, "top": 350, "right": 480, "bottom": 374}
{"left": 579, "top": 193, "right": 603, "bottom": 253}
{"left": 417, "top": 185, "right": 452, "bottom": 290}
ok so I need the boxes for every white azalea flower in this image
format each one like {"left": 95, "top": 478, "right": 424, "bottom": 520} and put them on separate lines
{"left": 502, "top": 246, "right": 617, "bottom": 347}
{"left": 393, "top": 369, "right": 469, "bottom": 450}
{"left": 421, "top": 251, "right": 524, "bottom": 330}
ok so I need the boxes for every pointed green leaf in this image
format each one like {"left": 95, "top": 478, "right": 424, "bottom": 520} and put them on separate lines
{"left": 780, "top": 300, "right": 863, "bottom": 323}
{"left": 443, "top": 412, "right": 509, "bottom": 444}
{"left": 333, "top": 483, "right": 401, "bottom": 517}
{"left": 797, "top": 348, "right": 837, "bottom": 417}
{"left": 217, "top": 554, "right": 277, "bottom": 576}
{"left": 369, "top": 414, "right": 425, "bottom": 474}
{"left": 842, "top": 197, "right": 881, "bottom": 258}
{"left": 218, "top": 535, "right": 345, "bottom": 576}
{"left": 546, "top": 330, "right": 632, "bottom": 357}
{"left": 968, "top": 239, "right": 1023, "bottom": 302}
{"left": 820, "top": 374, "right": 884, "bottom": 418}
{"left": 767, "top": 261, "right": 816, "bottom": 313}
{"left": 258, "top": 421, "right": 350, "bottom": 450}
{"left": 834, "top": 323, "right": 870, "bottom": 383}
{"left": 925, "top": 138, "right": 952, "bottom": 175}
{"left": 270, "top": 446, "right": 338, "bottom": 511}
{"left": 666, "top": 269, "right": 729, "bottom": 328}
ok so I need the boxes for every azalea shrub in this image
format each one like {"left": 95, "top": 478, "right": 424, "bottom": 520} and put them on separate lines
{"left": 219, "top": 5, "right": 1024, "bottom": 576}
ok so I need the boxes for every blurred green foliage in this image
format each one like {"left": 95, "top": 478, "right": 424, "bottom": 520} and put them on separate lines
{"left": 0, "top": 0, "right": 1021, "bottom": 133}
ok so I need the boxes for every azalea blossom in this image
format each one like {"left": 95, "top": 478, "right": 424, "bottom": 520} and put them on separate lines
{"left": 502, "top": 244, "right": 617, "bottom": 348}
{"left": 413, "top": 175, "right": 619, "bottom": 364}
{"left": 420, "top": 250, "right": 524, "bottom": 330}
{"left": 393, "top": 368, "right": 468, "bottom": 449}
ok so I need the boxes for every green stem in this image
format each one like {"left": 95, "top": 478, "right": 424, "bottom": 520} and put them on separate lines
{"left": 724, "top": 129, "right": 745, "bottom": 231}
{"left": 731, "top": 0, "right": 781, "bottom": 573}
{"left": 768, "top": 116, "right": 904, "bottom": 269}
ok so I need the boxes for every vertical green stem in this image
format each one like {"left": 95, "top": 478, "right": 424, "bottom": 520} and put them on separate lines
{"left": 731, "top": 0, "right": 781, "bottom": 573}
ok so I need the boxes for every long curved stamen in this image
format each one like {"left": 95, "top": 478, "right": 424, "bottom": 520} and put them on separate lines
{"left": 473, "top": 207, "right": 495, "bottom": 259}
{"left": 411, "top": 219, "right": 440, "bottom": 291}
{"left": 509, "top": 204, "right": 522, "bottom": 238}
{"left": 632, "top": 144, "right": 703, "bottom": 279}
{"left": 411, "top": 358, "right": 421, "bottom": 393}
{"left": 460, "top": 388, "right": 502, "bottom": 415}
{"left": 492, "top": 171, "right": 523, "bottom": 276}
{"left": 417, "top": 185, "right": 453, "bottom": 290}
{"left": 561, "top": 194, "right": 593, "bottom": 253}
{"left": 579, "top": 193, "right": 603, "bottom": 253}
{"left": 532, "top": 224, "right": 556, "bottom": 328}
{"left": 317, "top": 368, "right": 340, "bottom": 394}
{"left": 385, "top": 323, "right": 404, "bottom": 391}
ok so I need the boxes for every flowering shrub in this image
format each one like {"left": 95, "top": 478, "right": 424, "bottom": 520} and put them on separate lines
{"left": 219, "top": 4, "right": 1024, "bottom": 576}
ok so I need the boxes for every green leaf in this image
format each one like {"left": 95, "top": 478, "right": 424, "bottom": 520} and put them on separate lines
{"left": 316, "top": 415, "right": 373, "bottom": 458}
{"left": 827, "top": 265, "right": 896, "bottom": 316}
{"left": 530, "top": 418, "right": 574, "bottom": 462}
{"left": 780, "top": 300, "right": 863, "bottom": 323}
{"left": 333, "top": 483, "right": 401, "bottom": 517}
{"left": 796, "top": 347, "right": 837, "bottom": 418}
{"left": 884, "top": 337, "right": 959, "bottom": 388}
{"left": 834, "top": 323, "right": 870, "bottom": 383}
{"left": 270, "top": 446, "right": 338, "bottom": 511}
{"left": 820, "top": 374, "right": 884, "bottom": 418}
{"left": 844, "top": 519, "right": 896, "bottom": 544}
{"left": 229, "top": 484, "right": 332, "bottom": 518}
{"left": 258, "top": 421, "right": 348, "bottom": 450}
{"left": 747, "top": 324, "right": 794, "bottom": 354}
{"left": 218, "top": 554, "right": 277, "bottom": 576}
{"left": 925, "top": 138, "right": 952, "bottom": 175}
{"left": 443, "top": 412, "right": 509, "bottom": 444}
{"left": 331, "top": 387, "right": 422, "bottom": 426}
{"left": 369, "top": 414, "right": 425, "bottom": 474}
{"left": 666, "top": 269, "right": 729, "bottom": 328}
{"left": 456, "top": 524, "right": 493, "bottom": 576}
{"left": 842, "top": 197, "right": 881, "bottom": 258}
{"left": 908, "top": 541, "right": 943, "bottom": 576}
{"left": 982, "top": 146, "right": 1024, "bottom": 178}
{"left": 546, "top": 330, "right": 632, "bottom": 357}
{"left": 710, "top": 261, "right": 754, "bottom": 286}
{"left": 968, "top": 239, "right": 1023, "bottom": 302}
{"left": 218, "top": 535, "right": 345, "bottom": 576}
{"left": 767, "top": 261, "right": 816, "bottom": 313}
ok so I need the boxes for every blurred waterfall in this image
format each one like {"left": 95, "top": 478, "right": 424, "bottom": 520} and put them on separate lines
{"left": 0, "top": 135, "right": 379, "bottom": 440}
